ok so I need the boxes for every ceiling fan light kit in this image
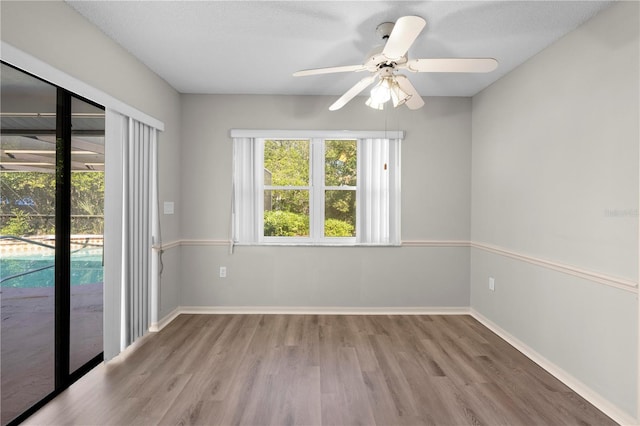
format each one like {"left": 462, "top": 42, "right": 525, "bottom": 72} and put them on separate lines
{"left": 366, "top": 76, "right": 411, "bottom": 110}
{"left": 293, "top": 15, "right": 498, "bottom": 111}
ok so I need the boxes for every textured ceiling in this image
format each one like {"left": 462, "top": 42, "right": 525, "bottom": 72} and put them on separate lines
{"left": 66, "top": 1, "right": 614, "bottom": 97}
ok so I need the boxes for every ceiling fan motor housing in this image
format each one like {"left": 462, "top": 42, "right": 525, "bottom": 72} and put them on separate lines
{"left": 364, "top": 45, "right": 408, "bottom": 72}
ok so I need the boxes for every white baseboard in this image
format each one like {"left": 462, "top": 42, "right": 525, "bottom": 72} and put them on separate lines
{"left": 147, "top": 305, "right": 635, "bottom": 425}
{"left": 470, "top": 309, "right": 637, "bottom": 426}
{"left": 148, "top": 307, "right": 181, "bottom": 332}
{"left": 150, "top": 306, "right": 470, "bottom": 331}
{"left": 179, "top": 305, "right": 471, "bottom": 316}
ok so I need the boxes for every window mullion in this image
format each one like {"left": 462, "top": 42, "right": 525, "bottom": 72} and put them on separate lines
{"left": 311, "top": 138, "right": 324, "bottom": 242}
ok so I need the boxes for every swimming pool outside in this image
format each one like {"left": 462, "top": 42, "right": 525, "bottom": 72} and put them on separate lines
{"left": 0, "top": 251, "right": 103, "bottom": 288}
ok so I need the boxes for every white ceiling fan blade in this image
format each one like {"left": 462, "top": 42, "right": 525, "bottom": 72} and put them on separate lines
{"left": 293, "top": 64, "right": 365, "bottom": 77}
{"left": 382, "top": 16, "right": 426, "bottom": 60}
{"left": 329, "top": 75, "right": 377, "bottom": 111}
{"left": 394, "top": 75, "right": 424, "bottom": 110}
{"left": 406, "top": 58, "right": 498, "bottom": 73}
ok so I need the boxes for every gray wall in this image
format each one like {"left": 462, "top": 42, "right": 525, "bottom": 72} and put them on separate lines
{"left": 0, "top": 0, "right": 182, "bottom": 319}
{"left": 179, "top": 95, "right": 472, "bottom": 307}
{"left": 470, "top": 1, "right": 638, "bottom": 418}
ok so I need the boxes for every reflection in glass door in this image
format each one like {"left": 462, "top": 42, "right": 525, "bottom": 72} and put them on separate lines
{"left": 0, "top": 64, "right": 58, "bottom": 426}
{"left": 0, "top": 63, "right": 105, "bottom": 425}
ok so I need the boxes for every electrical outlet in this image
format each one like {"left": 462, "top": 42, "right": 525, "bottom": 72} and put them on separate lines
{"left": 489, "top": 277, "right": 495, "bottom": 291}
{"left": 219, "top": 266, "right": 227, "bottom": 278}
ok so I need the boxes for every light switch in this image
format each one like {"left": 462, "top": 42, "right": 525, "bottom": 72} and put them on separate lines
{"left": 163, "top": 201, "right": 174, "bottom": 215}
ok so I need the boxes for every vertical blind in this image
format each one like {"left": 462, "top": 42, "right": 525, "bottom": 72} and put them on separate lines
{"left": 104, "top": 110, "right": 159, "bottom": 359}
{"left": 232, "top": 137, "right": 258, "bottom": 244}
{"left": 357, "top": 137, "right": 401, "bottom": 245}
{"left": 124, "top": 119, "right": 156, "bottom": 346}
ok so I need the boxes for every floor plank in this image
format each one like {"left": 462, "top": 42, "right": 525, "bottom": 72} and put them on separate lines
{"left": 24, "top": 314, "right": 618, "bottom": 426}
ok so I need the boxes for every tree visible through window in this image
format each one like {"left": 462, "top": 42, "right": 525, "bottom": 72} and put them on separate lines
{"left": 263, "top": 139, "right": 310, "bottom": 237}
{"left": 262, "top": 139, "right": 357, "bottom": 239}
{"left": 324, "top": 140, "right": 356, "bottom": 237}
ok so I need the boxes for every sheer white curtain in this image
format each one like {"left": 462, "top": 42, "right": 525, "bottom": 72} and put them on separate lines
{"left": 104, "top": 110, "right": 159, "bottom": 360}
{"left": 357, "top": 138, "right": 401, "bottom": 245}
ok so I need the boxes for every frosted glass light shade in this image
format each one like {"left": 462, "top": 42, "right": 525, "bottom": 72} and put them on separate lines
{"left": 366, "top": 76, "right": 411, "bottom": 110}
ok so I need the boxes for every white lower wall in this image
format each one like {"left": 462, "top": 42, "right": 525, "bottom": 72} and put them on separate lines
{"left": 158, "top": 247, "right": 181, "bottom": 320}
{"left": 180, "top": 245, "right": 470, "bottom": 308}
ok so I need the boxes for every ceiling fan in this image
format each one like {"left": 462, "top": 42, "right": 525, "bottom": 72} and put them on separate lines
{"left": 293, "top": 16, "right": 498, "bottom": 111}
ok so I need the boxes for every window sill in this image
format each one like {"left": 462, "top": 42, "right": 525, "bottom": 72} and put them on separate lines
{"left": 233, "top": 242, "right": 401, "bottom": 248}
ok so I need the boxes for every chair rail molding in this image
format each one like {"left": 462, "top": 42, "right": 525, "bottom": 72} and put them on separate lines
{"left": 153, "top": 239, "right": 638, "bottom": 293}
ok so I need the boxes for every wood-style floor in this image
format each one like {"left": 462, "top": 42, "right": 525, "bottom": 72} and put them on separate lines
{"left": 25, "top": 314, "right": 616, "bottom": 426}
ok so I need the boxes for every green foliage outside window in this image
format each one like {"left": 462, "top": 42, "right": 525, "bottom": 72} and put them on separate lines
{"left": 324, "top": 140, "right": 357, "bottom": 236}
{"left": 0, "top": 171, "right": 104, "bottom": 236}
{"left": 264, "top": 210, "right": 309, "bottom": 237}
{"left": 1, "top": 209, "right": 34, "bottom": 236}
{"left": 324, "top": 218, "right": 355, "bottom": 237}
{"left": 263, "top": 139, "right": 357, "bottom": 238}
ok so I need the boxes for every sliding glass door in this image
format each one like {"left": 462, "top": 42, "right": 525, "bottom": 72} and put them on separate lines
{"left": 0, "top": 63, "right": 105, "bottom": 426}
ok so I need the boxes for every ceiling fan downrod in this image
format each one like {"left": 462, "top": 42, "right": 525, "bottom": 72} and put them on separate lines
{"left": 376, "top": 22, "right": 395, "bottom": 41}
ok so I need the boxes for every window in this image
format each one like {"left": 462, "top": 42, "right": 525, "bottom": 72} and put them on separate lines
{"left": 232, "top": 130, "right": 402, "bottom": 246}
{"left": 261, "top": 138, "right": 357, "bottom": 243}
{"left": 262, "top": 139, "right": 311, "bottom": 239}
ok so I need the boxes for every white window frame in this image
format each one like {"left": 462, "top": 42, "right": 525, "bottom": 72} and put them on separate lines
{"left": 319, "top": 138, "right": 358, "bottom": 245}
{"left": 258, "top": 137, "right": 358, "bottom": 245}
{"left": 231, "top": 129, "right": 403, "bottom": 247}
